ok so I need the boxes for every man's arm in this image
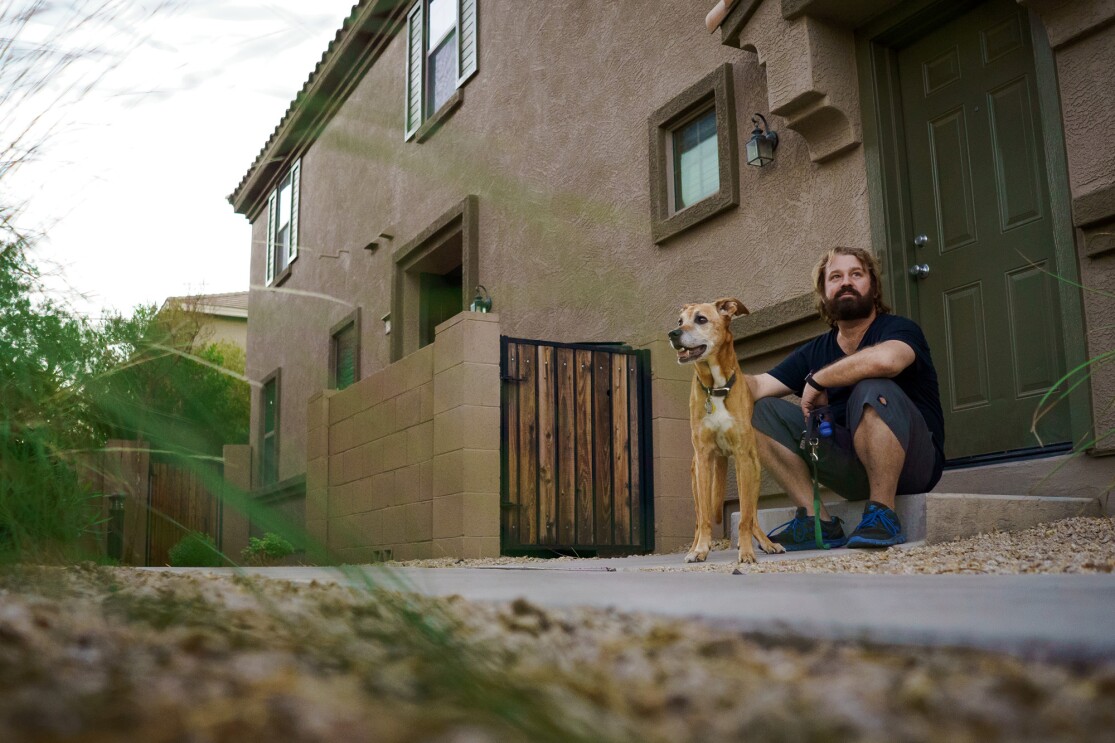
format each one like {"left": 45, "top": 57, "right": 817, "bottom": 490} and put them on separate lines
{"left": 810, "top": 340, "right": 915, "bottom": 388}
{"left": 800, "top": 340, "right": 915, "bottom": 416}
{"left": 746, "top": 372, "right": 793, "bottom": 401}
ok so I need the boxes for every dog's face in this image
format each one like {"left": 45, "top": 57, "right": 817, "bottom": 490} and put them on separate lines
{"left": 668, "top": 298, "right": 749, "bottom": 364}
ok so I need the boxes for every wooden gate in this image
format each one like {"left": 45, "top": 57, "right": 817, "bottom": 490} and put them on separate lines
{"left": 500, "top": 337, "right": 653, "bottom": 555}
{"left": 147, "top": 461, "right": 221, "bottom": 566}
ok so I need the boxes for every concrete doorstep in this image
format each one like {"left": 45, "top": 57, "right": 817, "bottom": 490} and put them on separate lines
{"left": 731, "top": 492, "right": 1103, "bottom": 548}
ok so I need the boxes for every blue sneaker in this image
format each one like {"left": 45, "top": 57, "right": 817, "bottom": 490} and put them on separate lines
{"left": 767, "top": 507, "right": 847, "bottom": 551}
{"left": 846, "top": 501, "right": 906, "bottom": 548}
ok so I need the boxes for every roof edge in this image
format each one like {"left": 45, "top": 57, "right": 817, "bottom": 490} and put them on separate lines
{"left": 228, "top": 0, "right": 410, "bottom": 218}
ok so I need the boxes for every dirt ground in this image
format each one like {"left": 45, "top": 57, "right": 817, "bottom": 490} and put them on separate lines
{"left": 1, "top": 519, "right": 1114, "bottom": 742}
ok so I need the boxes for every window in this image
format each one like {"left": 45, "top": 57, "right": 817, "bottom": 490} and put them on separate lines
{"left": 674, "top": 109, "right": 720, "bottom": 209}
{"left": 405, "top": 0, "right": 478, "bottom": 141}
{"left": 392, "top": 196, "right": 479, "bottom": 361}
{"left": 265, "top": 159, "right": 301, "bottom": 285}
{"left": 260, "top": 369, "right": 280, "bottom": 487}
{"left": 330, "top": 310, "right": 360, "bottom": 390}
{"left": 648, "top": 64, "right": 739, "bottom": 245}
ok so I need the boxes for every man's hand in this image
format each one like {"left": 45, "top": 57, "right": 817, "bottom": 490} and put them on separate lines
{"left": 801, "top": 382, "right": 828, "bottom": 420}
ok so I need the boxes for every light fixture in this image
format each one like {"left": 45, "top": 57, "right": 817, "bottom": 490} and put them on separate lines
{"left": 746, "top": 113, "right": 779, "bottom": 167}
{"left": 381, "top": 312, "right": 391, "bottom": 335}
{"left": 469, "top": 285, "right": 492, "bottom": 313}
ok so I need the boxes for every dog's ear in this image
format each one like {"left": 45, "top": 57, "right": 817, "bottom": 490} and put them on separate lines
{"left": 715, "top": 298, "right": 749, "bottom": 319}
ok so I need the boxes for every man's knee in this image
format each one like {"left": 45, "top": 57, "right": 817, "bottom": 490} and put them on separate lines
{"left": 848, "top": 378, "right": 904, "bottom": 411}
{"left": 752, "top": 397, "right": 795, "bottom": 438}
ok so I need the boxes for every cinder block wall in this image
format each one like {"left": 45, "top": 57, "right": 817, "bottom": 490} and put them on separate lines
{"left": 306, "top": 313, "right": 501, "bottom": 563}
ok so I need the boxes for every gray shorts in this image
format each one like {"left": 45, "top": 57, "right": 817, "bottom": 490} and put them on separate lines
{"left": 752, "top": 378, "right": 942, "bottom": 500}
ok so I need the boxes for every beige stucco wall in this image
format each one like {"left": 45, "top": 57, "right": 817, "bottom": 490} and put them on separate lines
{"left": 1026, "top": 0, "right": 1115, "bottom": 453}
{"left": 201, "top": 315, "right": 247, "bottom": 354}
{"left": 245, "top": 0, "right": 873, "bottom": 487}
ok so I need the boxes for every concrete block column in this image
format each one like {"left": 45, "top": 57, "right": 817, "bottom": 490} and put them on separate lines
{"left": 306, "top": 389, "right": 335, "bottom": 559}
{"left": 641, "top": 338, "right": 700, "bottom": 554}
{"left": 221, "top": 444, "right": 252, "bottom": 559}
{"left": 432, "top": 312, "right": 502, "bottom": 559}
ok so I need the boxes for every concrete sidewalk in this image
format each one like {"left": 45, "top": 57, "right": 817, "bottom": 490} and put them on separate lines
{"left": 154, "top": 555, "right": 1115, "bottom": 662}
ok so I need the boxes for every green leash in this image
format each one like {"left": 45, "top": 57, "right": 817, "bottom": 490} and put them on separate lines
{"left": 801, "top": 408, "right": 831, "bottom": 551}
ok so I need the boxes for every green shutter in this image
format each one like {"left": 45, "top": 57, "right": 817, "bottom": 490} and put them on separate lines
{"left": 265, "top": 191, "right": 276, "bottom": 284}
{"left": 334, "top": 323, "right": 357, "bottom": 390}
{"left": 457, "top": 0, "right": 477, "bottom": 84}
{"left": 289, "top": 158, "right": 301, "bottom": 262}
{"left": 404, "top": 1, "right": 423, "bottom": 140}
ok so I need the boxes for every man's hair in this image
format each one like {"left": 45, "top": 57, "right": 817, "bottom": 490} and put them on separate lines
{"left": 813, "top": 246, "right": 891, "bottom": 327}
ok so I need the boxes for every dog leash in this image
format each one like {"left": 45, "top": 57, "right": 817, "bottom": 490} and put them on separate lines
{"left": 700, "top": 372, "right": 736, "bottom": 414}
{"left": 800, "top": 407, "right": 833, "bottom": 550}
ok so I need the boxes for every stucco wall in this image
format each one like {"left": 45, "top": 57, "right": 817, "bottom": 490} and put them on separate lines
{"left": 244, "top": 0, "right": 872, "bottom": 486}
{"left": 1027, "top": 0, "right": 1115, "bottom": 452}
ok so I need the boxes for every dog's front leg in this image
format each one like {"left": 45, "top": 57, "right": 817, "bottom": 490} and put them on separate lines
{"left": 686, "top": 449, "right": 718, "bottom": 563}
{"left": 735, "top": 441, "right": 785, "bottom": 563}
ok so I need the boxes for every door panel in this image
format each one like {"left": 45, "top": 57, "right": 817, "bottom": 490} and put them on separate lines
{"left": 898, "top": 0, "right": 1069, "bottom": 458}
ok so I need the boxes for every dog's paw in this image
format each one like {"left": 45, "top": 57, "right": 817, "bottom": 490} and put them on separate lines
{"left": 763, "top": 542, "right": 786, "bottom": 555}
{"left": 737, "top": 549, "right": 758, "bottom": 565}
{"left": 684, "top": 550, "right": 708, "bottom": 564}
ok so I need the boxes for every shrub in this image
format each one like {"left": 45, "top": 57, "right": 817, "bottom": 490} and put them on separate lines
{"left": 167, "top": 532, "right": 223, "bottom": 568}
{"left": 241, "top": 532, "right": 295, "bottom": 566}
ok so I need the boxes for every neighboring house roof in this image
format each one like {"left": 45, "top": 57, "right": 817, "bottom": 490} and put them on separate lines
{"left": 228, "top": 0, "right": 409, "bottom": 217}
{"left": 162, "top": 291, "right": 250, "bottom": 320}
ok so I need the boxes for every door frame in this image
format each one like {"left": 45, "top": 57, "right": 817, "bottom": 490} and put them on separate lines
{"left": 855, "top": 0, "right": 1092, "bottom": 457}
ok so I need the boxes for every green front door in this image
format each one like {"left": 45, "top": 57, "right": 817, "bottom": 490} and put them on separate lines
{"left": 897, "top": 0, "right": 1070, "bottom": 459}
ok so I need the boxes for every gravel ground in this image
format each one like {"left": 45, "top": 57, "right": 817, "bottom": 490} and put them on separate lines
{"left": 2, "top": 562, "right": 1115, "bottom": 742}
{"left": 383, "top": 516, "right": 1115, "bottom": 575}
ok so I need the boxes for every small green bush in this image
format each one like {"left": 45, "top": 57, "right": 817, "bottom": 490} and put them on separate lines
{"left": 241, "top": 532, "right": 295, "bottom": 566}
{"left": 167, "top": 532, "right": 223, "bottom": 567}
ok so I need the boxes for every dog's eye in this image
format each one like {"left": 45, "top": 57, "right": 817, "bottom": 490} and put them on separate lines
{"left": 677, "top": 318, "right": 682, "bottom": 326}
{"left": 695, "top": 315, "right": 707, "bottom": 324}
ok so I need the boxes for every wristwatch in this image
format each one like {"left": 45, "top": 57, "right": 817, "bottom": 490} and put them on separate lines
{"left": 804, "top": 372, "right": 826, "bottom": 393}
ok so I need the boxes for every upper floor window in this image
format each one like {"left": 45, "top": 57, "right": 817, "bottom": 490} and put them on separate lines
{"left": 405, "top": 0, "right": 478, "bottom": 141}
{"left": 266, "top": 159, "right": 301, "bottom": 285}
{"left": 648, "top": 64, "right": 739, "bottom": 245}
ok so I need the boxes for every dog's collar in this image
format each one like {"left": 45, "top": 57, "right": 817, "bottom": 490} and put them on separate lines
{"left": 701, "top": 372, "right": 736, "bottom": 399}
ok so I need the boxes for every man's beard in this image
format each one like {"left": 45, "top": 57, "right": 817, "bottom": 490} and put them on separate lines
{"left": 826, "top": 289, "right": 874, "bottom": 321}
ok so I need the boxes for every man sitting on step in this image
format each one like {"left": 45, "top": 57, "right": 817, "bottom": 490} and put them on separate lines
{"left": 745, "top": 246, "right": 945, "bottom": 550}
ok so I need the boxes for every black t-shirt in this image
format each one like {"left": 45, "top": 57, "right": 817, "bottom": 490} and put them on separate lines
{"left": 768, "top": 313, "right": 945, "bottom": 460}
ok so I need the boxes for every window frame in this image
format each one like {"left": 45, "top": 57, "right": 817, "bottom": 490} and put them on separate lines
{"left": 329, "top": 309, "right": 361, "bottom": 391}
{"left": 404, "top": 0, "right": 478, "bottom": 142}
{"left": 259, "top": 368, "right": 281, "bottom": 488}
{"left": 648, "top": 63, "right": 739, "bottom": 245}
{"left": 265, "top": 159, "right": 301, "bottom": 286}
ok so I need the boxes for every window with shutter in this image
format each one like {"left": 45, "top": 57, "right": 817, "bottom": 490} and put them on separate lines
{"left": 330, "top": 310, "right": 361, "bottom": 390}
{"left": 260, "top": 370, "right": 280, "bottom": 486}
{"left": 404, "top": 0, "right": 478, "bottom": 141}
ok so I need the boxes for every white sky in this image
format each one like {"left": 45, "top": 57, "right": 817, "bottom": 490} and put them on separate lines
{"left": 11, "top": 0, "right": 358, "bottom": 318}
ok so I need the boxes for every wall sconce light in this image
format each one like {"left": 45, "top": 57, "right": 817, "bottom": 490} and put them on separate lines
{"left": 469, "top": 285, "right": 492, "bottom": 313}
{"left": 381, "top": 312, "right": 391, "bottom": 335}
{"left": 746, "top": 113, "right": 779, "bottom": 167}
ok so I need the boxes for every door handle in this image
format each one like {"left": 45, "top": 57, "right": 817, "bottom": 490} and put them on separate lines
{"left": 909, "top": 264, "right": 930, "bottom": 279}
{"left": 913, "top": 234, "right": 929, "bottom": 247}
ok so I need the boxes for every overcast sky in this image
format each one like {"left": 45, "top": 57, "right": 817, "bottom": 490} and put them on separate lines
{"left": 12, "top": 0, "right": 358, "bottom": 318}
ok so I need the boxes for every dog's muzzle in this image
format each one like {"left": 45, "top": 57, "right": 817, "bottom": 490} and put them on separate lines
{"left": 668, "top": 327, "right": 706, "bottom": 363}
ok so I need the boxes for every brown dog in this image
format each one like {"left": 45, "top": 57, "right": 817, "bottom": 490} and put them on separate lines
{"left": 668, "top": 298, "right": 786, "bottom": 563}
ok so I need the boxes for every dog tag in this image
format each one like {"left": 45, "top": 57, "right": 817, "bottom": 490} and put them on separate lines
{"left": 705, "top": 396, "right": 712, "bottom": 415}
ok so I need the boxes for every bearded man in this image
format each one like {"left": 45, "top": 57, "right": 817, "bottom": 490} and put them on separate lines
{"left": 746, "top": 247, "right": 945, "bottom": 549}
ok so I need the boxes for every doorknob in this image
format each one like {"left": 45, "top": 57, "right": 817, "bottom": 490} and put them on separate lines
{"left": 913, "top": 234, "right": 929, "bottom": 247}
{"left": 909, "top": 264, "right": 930, "bottom": 279}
